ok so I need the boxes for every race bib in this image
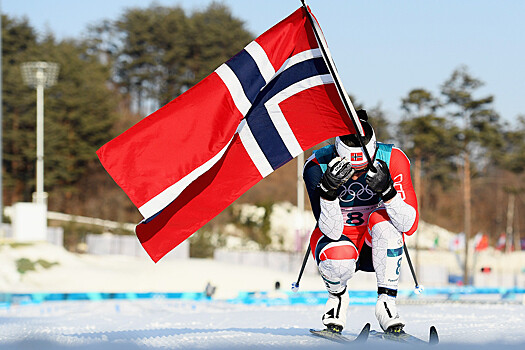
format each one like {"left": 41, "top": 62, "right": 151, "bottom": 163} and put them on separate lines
{"left": 341, "top": 204, "right": 382, "bottom": 227}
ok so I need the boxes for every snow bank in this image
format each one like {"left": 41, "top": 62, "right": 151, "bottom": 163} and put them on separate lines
{"left": 0, "top": 242, "right": 327, "bottom": 298}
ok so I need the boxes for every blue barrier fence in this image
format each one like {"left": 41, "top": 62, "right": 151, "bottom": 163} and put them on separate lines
{"left": 1, "top": 287, "right": 524, "bottom": 307}
{"left": 229, "top": 287, "right": 525, "bottom": 306}
{"left": 0, "top": 292, "right": 208, "bottom": 307}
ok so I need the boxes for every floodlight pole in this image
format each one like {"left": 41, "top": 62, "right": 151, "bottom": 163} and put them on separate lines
{"left": 21, "top": 62, "right": 59, "bottom": 206}
{"left": 35, "top": 69, "right": 45, "bottom": 204}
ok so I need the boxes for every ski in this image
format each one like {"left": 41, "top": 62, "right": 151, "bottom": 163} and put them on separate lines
{"left": 369, "top": 326, "right": 439, "bottom": 345}
{"left": 309, "top": 322, "right": 370, "bottom": 344}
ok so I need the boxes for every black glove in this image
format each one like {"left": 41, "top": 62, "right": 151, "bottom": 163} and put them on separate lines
{"left": 365, "top": 159, "right": 397, "bottom": 202}
{"left": 317, "top": 157, "right": 354, "bottom": 201}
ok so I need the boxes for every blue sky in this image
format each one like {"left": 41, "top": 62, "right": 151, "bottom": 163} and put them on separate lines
{"left": 3, "top": 0, "right": 524, "bottom": 125}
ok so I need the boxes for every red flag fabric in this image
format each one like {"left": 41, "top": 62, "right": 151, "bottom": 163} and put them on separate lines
{"left": 474, "top": 234, "right": 489, "bottom": 251}
{"left": 97, "top": 7, "right": 357, "bottom": 262}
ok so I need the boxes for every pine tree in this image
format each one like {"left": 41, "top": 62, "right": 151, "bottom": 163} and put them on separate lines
{"left": 2, "top": 15, "right": 118, "bottom": 208}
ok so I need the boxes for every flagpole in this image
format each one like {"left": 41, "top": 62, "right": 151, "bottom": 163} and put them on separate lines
{"left": 292, "top": 1, "right": 379, "bottom": 292}
{"left": 300, "top": 0, "right": 374, "bottom": 168}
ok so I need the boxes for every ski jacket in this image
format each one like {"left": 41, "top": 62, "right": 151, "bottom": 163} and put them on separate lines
{"left": 303, "top": 142, "right": 419, "bottom": 246}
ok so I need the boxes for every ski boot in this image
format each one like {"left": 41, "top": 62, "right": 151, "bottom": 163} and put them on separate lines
{"left": 322, "top": 287, "right": 349, "bottom": 332}
{"left": 375, "top": 292, "right": 405, "bottom": 332}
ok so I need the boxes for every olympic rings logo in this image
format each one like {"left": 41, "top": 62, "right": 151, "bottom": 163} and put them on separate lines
{"left": 339, "top": 182, "right": 376, "bottom": 202}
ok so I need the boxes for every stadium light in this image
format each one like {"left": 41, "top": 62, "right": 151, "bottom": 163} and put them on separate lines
{"left": 20, "top": 61, "right": 60, "bottom": 205}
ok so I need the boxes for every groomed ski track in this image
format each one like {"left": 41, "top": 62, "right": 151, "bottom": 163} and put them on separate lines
{"left": 1, "top": 299, "right": 525, "bottom": 349}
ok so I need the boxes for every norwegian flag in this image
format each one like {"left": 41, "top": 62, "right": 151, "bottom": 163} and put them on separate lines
{"left": 351, "top": 152, "right": 363, "bottom": 162}
{"left": 97, "top": 6, "right": 358, "bottom": 262}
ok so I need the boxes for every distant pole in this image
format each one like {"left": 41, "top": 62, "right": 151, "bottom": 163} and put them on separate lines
{"left": 514, "top": 195, "right": 521, "bottom": 251}
{"left": 21, "top": 62, "right": 60, "bottom": 206}
{"left": 506, "top": 192, "right": 515, "bottom": 253}
{"left": 297, "top": 153, "right": 304, "bottom": 212}
{"left": 462, "top": 113, "right": 471, "bottom": 286}
{"left": 297, "top": 152, "right": 304, "bottom": 249}
{"left": 35, "top": 70, "right": 44, "bottom": 203}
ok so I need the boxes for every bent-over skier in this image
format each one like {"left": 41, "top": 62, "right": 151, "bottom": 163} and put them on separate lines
{"left": 303, "top": 110, "right": 418, "bottom": 334}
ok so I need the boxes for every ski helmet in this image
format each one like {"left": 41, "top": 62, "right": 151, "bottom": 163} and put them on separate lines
{"left": 335, "top": 111, "right": 376, "bottom": 170}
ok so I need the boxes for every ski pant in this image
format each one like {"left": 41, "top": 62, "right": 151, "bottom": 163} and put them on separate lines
{"left": 310, "top": 208, "right": 404, "bottom": 294}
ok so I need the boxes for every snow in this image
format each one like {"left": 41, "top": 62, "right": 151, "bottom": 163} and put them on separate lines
{"left": 0, "top": 243, "right": 327, "bottom": 297}
{"left": 1, "top": 299, "right": 525, "bottom": 349}
{"left": 2, "top": 242, "right": 525, "bottom": 349}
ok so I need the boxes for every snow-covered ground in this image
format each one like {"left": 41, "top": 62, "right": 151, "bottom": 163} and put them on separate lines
{"left": 2, "top": 242, "right": 525, "bottom": 349}
{"left": 1, "top": 299, "right": 525, "bottom": 349}
{"left": 0, "top": 242, "right": 329, "bottom": 298}
{"left": 3, "top": 240, "right": 525, "bottom": 297}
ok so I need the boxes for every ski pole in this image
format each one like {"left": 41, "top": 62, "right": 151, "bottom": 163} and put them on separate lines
{"left": 403, "top": 243, "right": 424, "bottom": 294}
{"left": 291, "top": 245, "right": 311, "bottom": 292}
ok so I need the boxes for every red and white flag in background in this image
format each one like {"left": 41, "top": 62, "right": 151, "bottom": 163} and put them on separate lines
{"left": 97, "top": 6, "right": 359, "bottom": 262}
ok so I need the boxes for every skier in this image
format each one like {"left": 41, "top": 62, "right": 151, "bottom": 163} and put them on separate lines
{"left": 303, "top": 110, "right": 418, "bottom": 334}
